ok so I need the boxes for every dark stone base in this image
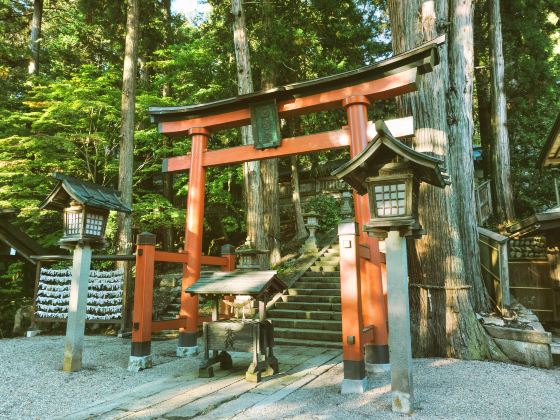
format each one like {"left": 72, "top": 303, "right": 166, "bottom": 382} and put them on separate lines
{"left": 178, "top": 331, "right": 197, "bottom": 347}
{"left": 365, "top": 344, "right": 389, "bottom": 364}
{"left": 343, "top": 359, "right": 366, "bottom": 380}
{"left": 131, "top": 340, "right": 151, "bottom": 357}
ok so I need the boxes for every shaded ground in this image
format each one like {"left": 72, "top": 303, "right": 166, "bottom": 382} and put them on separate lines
{"left": 1, "top": 335, "right": 560, "bottom": 419}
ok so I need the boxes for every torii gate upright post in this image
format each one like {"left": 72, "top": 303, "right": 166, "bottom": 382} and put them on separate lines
{"left": 343, "top": 95, "right": 389, "bottom": 371}
{"left": 177, "top": 127, "right": 210, "bottom": 356}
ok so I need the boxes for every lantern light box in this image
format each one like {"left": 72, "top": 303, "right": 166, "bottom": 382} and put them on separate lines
{"left": 41, "top": 173, "right": 132, "bottom": 248}
{"left": 332, "top": 120, "right": 449, "bottom": 237}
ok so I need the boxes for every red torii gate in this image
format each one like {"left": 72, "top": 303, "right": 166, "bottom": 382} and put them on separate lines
{"left": 146, "top": 36, "right": 444, "bottom": 375}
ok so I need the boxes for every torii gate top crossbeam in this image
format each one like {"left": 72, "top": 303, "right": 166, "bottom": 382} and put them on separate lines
{"left": 148, "top": 36, "right": 445, "bottom": 136}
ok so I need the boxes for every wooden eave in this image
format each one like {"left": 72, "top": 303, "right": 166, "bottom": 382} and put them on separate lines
{"left": 507, "top": 208, "right": 560, "bottom": 238}
{"left": 0, "top": 218, "right": 46, "bottom": 264}
{"left": 185, "top": 270, "right": 287, "bottom": 299}
{"left": 331, "top": 120, "right": 449, "bottom": 194}
{"left": 539, "top": 113, "right": 560, "bottom": 168}
{"left": 148, "top": 36, "right": 445, "bottom": 125}
{"left": 40, "top": 173, "right": 132, "bottom": 214}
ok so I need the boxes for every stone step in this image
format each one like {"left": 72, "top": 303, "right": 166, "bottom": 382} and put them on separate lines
{"left": 274, "top": 337, "right": 342, "bottom": 349}
{"left": 318, "top": 254, "right": 340, "bottom": 262}
{"left": 295, "top": 281, "right": 341, "bottom": 290}
{"left": 285, "top": 295, "right": 341, "bottom": 304}
{"left": 274, "top": 327, "right": 342, "bottom": 342}
{"left": 270, "top": 318, "right": 341, "bottom": 331}
{"left": 298, "top": 276, "right": 340, "bottom": 283}
{"left": 312, "top": 258, "right": 339, "bottom": 268}
{"left": 303, "top": 270, "right": 340, "bottom": 277}
{"left": 267, "top": 309, "right": 342, "bottom": 321}
{"left": 274, "top": 301, "right": 341, "bottom": 312}
{"left": 287, "top": 288, "right": 341, "bottom": 296}
{"left": 309, "top": 265, "right": 339, "bottom": 273}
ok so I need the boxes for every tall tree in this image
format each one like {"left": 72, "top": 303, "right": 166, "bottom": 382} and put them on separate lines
{"left": 28, "top": 0, "right": 43, "bottom": 75}
{"left": 231, "top": 0, "right": 267, "bottom": 267}
{"left": 259, "top": 0, "right": 281, "bottom": 265}
{"left": 488, "top": 0, "right": 515, "bottom": 223}
{"left": 117, "top": 0, "right": 139, "bottom": 331}
{"left": 387, "top": 0, "right": 501, "bottom": 359}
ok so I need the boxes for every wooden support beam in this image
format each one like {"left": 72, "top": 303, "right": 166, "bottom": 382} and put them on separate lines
{"left": 152, "top": 318, "right": 188, "bottom": 332}
{"left": 158, "top": 69, "right": 417, "bottom": 135}
{"left": 163, "top": 117, "right": 414, "bottom": 173}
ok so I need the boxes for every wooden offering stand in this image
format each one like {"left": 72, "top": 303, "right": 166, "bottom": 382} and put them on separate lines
{"left": 186, "top": 252, "right": 286, "bottom": 382}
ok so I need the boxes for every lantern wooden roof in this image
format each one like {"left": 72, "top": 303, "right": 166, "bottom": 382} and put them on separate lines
{"left": 40, "top": 173, "right": 132, "bottom": 213}
{"left": 539, "top": 112, "right": 560, "bottom": 168}
{"left": 148, "top": 36, "right": 445, "bottom": 125}
{"left": 331, "top": 120, "right": 450, "bottom": 194}
{"left": 186, "top": 270, "right": 286, "bottom": 299}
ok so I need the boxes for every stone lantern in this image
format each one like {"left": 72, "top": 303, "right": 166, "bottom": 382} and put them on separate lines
{"left": 332, "top": 120, "right": 449, "bottom": 414}
{"left": 301, "top": 211, "right": 319, "bottom": 253}
{"left": 340, "top": 191, "right": 354, "bottom": 219}
{"left": 41, "top": 173, "right": 131, "bottom": 372}
{"left": 235, "top": 241, "right": 268, "bottom": 270}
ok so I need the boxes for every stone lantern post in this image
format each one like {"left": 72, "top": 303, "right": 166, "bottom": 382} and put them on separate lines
{"left": 333, "top": 121, "right": 449, "bottom": 412}
{"left": 41, "top": 173, "right": 131, "bottom": 372}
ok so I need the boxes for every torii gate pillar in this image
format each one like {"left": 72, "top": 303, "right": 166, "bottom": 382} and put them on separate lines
{"left": 177, "top": 127, "right": 210, "bottom": 357}
{"left": 343, "top": 95, "right": 389, "bottom": 371}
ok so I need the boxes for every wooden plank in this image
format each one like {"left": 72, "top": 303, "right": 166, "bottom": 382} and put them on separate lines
{"left": 152, "top": 318, "right": 187, "bottom": 332}
{"left": 158, "top": 69, "right": 417, "bottom": 135}
{"left": 201, "top": 255, "right": 228, "bottom": 266}
{"left": 483, "top": 324, "right": 552, "bottom": 344}
{"left": 154, "top": 251, "right": 187, "bottom": 264}
{"left": 164, "top": 116, "right": 414, "bottom": 173}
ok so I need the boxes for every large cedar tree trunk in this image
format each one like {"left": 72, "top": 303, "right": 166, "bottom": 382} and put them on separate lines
{"left": 387, "top": 0, "right": 502, "bottom": 359}
{"left": 28, "top": 0, "right": 43, "bottom": 75}
{"left": 117, "top": 0, "right": 139, "bottom": 332}
{"left": 231, "top": 0, "right": 268, "bottom": 268}
{"left": 447, "top": 0, "right": 489, "bottom": 312}
{"left": 488, "top": 0, "right": 515, "bottom": 223}
{"left": 260, "top": 0, "right": 281, "bottom": 266}
{"left": 161, "top": 0, "right": 174, "bottom": 251}
{"left": 290, "top": 155, "right": 307, "bottom": 241}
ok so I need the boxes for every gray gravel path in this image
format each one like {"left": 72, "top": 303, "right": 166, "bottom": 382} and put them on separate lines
{"left": 248, "top": 358, "right": 560, "bottom": 420}
{"left": 0, "top": 335, "right": 200, "bottom": 419}
{"left": 1, "top": 335, "right": 560, "bottom": 419}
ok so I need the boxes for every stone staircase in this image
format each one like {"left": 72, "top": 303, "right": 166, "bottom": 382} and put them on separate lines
{"left": 268, "top": 242, "right": 342, "bottom": 349}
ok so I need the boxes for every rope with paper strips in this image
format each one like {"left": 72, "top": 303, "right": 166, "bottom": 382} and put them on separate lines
{"left": 35, "top": 267, "right": 124, "bottom": 320}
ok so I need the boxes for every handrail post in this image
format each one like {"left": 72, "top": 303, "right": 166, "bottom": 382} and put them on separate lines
{"left": 128, "top": 232, "right": 156, "bottom": 372}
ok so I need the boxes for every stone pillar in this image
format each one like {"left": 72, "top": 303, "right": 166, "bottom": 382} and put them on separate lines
{"left": 385, "top": 229, "right": 413, "bottom": 414}
{"left": 338, "top": 221, "right": 367, "bottom": 394}
{"left": 63, "top": 243, "right": 92, "bottom": 372}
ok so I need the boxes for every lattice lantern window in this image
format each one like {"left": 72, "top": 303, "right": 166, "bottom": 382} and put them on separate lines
{"left": 364, "top": 165, "right": 419, "bottom": 232}
{"left": 62, "top": 200, "right": 109, "bottom": 245}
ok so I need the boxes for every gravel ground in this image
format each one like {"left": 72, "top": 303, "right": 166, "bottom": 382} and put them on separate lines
{"left": 2, "top": 335, "right": 560, "bottom": 419}
{"left": 0, "top": 334, "right": 201, "bottom": 419}
{"left": 248, "top": 358, "right": 560, "bottom": 420}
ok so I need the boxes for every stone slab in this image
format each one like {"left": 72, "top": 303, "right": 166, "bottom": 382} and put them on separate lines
{"left": 493, "top": 338, "right": 552, "bottom": 369}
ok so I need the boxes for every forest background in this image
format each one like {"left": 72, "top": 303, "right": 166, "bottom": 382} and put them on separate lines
{"left": 0, "top": 0, "right": 558, "bottom": 337}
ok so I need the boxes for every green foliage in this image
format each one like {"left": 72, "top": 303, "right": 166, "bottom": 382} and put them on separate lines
{"left": 0, "top": 261, "right": 27, "bottom": 336}
{"left": 304, "top": 195, "right": 341, "bottom": 231}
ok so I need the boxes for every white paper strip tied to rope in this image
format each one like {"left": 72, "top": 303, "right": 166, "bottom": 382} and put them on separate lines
{"left": 36, "top": 267, "right": 125, "bottom": 320}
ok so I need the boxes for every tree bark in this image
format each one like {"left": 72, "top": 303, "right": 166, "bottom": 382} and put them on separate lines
{"left": 28, "top": 0, "right": 43, "bottom": 75}
{"left": 260, "top": 0, "right": 281, "bottom": 266}
{"left": 488, "top": 0, "right": 515, "bottom": 223}
{"left": 161, "top": 0, "right": 174, "bottom": 251}
{"left": 290, "top": 155, "right": 307, "bottom": 241}
{"left": 231, "top": 0, "right": 267, "bottom": 268}
{"left": 387, "top": 0, "right": 502, "bottom": 360}
{"left": 117, "top": 0, "right": 139, "bottom": 333}
{"left": 447, "top": 0, "right": 489, "bottom": 313}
